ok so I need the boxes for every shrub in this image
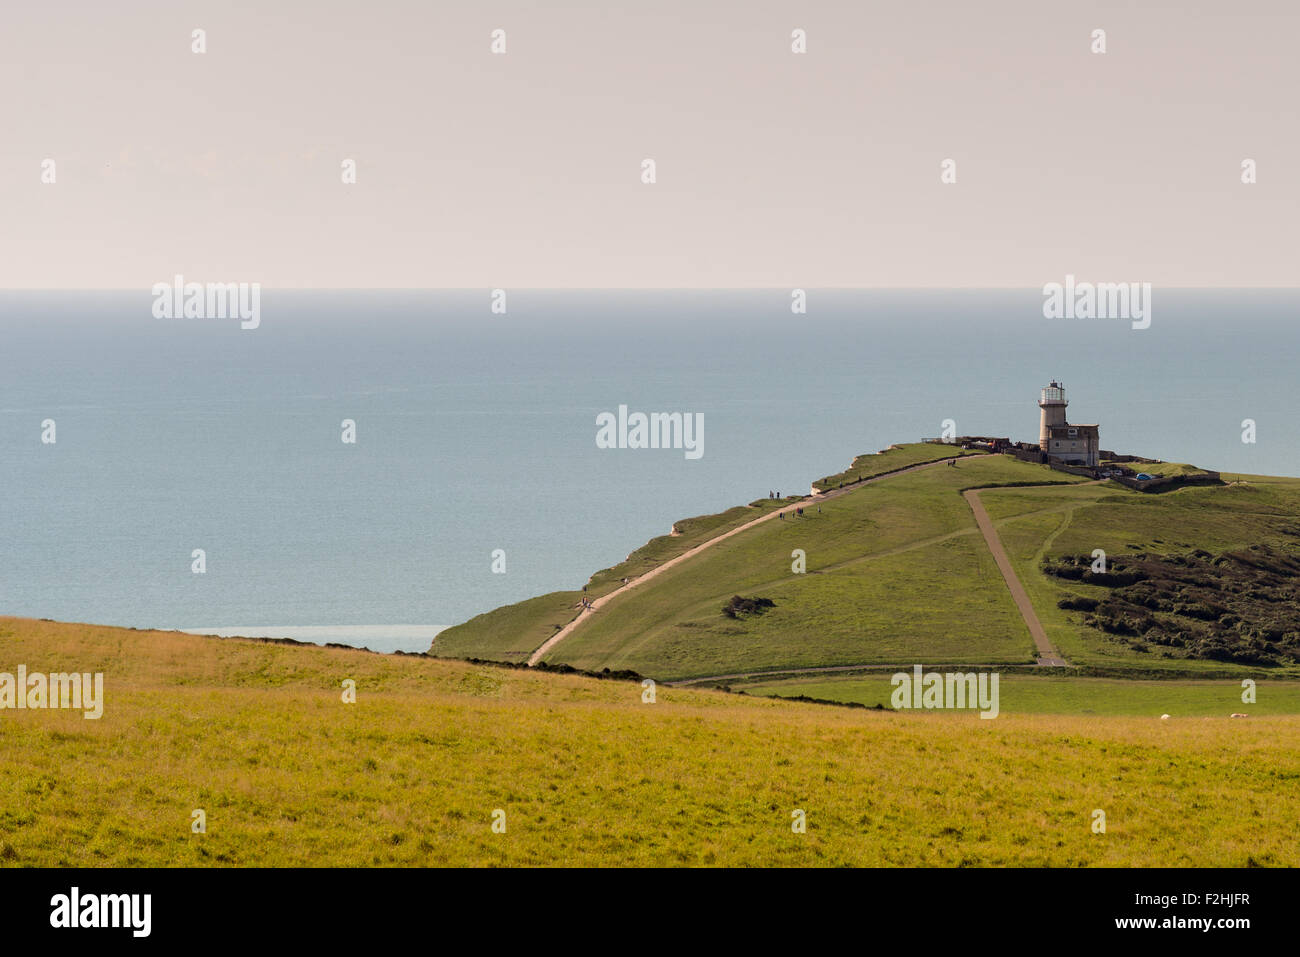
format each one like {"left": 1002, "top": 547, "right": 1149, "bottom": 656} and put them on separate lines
{"left": 722, "top": 595, "right": 775, "bottom": 618}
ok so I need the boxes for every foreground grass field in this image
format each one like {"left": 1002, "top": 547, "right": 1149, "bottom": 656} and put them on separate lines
{"left": 3, "top": 617, "right": 1298, "bottom": 867}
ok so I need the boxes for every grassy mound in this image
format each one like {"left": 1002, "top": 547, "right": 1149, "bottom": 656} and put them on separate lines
{"left": 433, "top": 498, "right": 798, "bottom": 662}
{"left": 812, "top": 442, "right": 981, "bottom": 491}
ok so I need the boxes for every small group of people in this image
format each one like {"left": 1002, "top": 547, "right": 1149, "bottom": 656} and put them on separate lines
{"left": 778, "top": 504, "right": 821, "bottom": 520}
{"left": 768, "top": 490, "right": 783, "bottom": 499}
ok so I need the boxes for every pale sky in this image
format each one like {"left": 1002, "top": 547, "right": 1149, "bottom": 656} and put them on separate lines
{"left": 2, "top": 0, "right": 1297, "bottom": 288}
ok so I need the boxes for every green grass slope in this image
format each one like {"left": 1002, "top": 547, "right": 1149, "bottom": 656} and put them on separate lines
{"left": 542, "top": 455, "right": 1086, "bottom": 679}
{"left": 436, "top": 442, "right": 979, "bottom": 663}
{"left": 988, "top": 476, "right": 1300, "bottom": 676}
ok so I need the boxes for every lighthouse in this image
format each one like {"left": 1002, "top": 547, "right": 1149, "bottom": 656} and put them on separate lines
{"left": 1038, "top": 381, "right": 1100, "bottom": 467}
{"left": 1039, "top": 381, "right": 1068, "bottom": 447}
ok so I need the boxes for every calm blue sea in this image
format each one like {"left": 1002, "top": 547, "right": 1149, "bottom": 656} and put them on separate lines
{"left": 2, "top": 289, "right": 1296, "bottom": 652}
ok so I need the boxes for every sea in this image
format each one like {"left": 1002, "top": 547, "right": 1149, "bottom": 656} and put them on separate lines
{"left": 2, "top": 288, "right": 1296, "bottom": 653}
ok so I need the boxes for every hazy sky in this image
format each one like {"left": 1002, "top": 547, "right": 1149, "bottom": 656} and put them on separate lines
{"left": 3, "top": 0, "right": 1297, "bottom": 288}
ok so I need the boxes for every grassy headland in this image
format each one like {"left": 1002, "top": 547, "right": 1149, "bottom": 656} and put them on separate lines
{"left": 436, "top": 442, "right": 1300, "bottom": 700}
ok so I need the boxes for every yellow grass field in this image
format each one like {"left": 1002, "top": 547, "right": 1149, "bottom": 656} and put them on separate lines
{"left": 2, "top": 617, "right": 1297, "bottom": 867}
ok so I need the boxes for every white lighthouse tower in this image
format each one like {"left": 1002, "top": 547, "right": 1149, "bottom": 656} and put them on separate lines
{"left": 1037, "top": 380, "right": 1101, "bottom": 466}
{"left": 1039, "top": 381, "right": 1068, "bottom": 447}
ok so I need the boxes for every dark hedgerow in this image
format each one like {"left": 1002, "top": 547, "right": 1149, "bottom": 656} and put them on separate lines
{"left": 1057, "top": 595, "right": 1100, "bottom": 612}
